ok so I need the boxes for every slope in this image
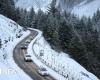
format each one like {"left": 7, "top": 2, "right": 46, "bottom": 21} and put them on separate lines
{"left": 72, "top": 0, "right": 100, "bottom": 18}
{"left": 0, "top": 14, "right": 32, "bottom": 80}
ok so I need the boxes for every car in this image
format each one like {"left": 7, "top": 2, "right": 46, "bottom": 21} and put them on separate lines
{"left": 37, "top": 67, "right": 48, "bottom": 76}
{"left": 25, "top": 39, "right": 31, "bottom": 43}
{"left": 20, "top": 45, "right": 27, "bottom": 49}
{"left": 24, "top": 54, "right": 32, "bottom": 62}
{"left": 30, "top": 36, "right": 33, "bottom": 40}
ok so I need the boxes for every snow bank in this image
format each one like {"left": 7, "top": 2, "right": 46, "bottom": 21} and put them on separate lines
{"left": 0, "top": 14, "right": 32, "bottom": 80}
{"left": 28, "top": 28, "right": 99, "bottom": 80}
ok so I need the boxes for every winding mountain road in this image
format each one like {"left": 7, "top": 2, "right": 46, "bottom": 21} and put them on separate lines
{"left": 13, "top": 30, "right": 55, "bottom": 80}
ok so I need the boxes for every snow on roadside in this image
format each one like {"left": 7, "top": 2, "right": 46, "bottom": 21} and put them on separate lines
{"left": 28, "top": 28, "right": 99, "bottom": 80}
{"left": 27, "top": 28, "right": 67, "bottom": 80}
{"left": 0, "top": 14, "right": 32, "bottom": 80}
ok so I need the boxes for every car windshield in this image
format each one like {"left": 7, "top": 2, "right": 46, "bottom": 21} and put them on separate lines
{"left": 26, "top": 55, "right": 31, "bottom": 57}
{"left": 40, "top": 68, "right": 47, "bottom": 71}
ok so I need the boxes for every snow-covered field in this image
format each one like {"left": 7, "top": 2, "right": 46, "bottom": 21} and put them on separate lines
{"left": 28, "top": 29, "right": 99, "bottom": 80}
{"left": 0, "top": 15, "right": 32, "bottom": 80}
{"left": 15, "top": 0, "right": 52, "bottom": 12}
{"left": 72, "top": 0, "right": 100, "bottom": 18}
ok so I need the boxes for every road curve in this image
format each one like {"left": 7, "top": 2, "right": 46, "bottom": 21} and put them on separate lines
{"left": 13, "top": 30, "right": 54, "bottom": 80}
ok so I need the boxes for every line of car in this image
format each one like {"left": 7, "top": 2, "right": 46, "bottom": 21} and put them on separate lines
{"left": 20, "top": 37, "right": 49, "bottom": 76}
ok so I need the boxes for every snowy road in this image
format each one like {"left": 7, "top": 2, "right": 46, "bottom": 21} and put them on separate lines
{"left": 13, "top": 30, "right": 54, "bottom": 80}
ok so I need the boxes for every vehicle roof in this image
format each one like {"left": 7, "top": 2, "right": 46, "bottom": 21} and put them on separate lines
{"left": 25, "top": 54, "right": 31, "bottom": 57}
{"left": 39, "top": 68, "right": 47, "bottom": 71}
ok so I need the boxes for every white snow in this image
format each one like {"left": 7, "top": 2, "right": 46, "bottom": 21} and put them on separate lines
{"left": 28, "top": 28, "right": 99, "bottom": 80}
{"left": 55, "top": 0, "right": 60, "bottom": 8}
{"left": 72, "top": 0, "right": 100, "bottom": 18}
{"left": 27, "top": 28, "right": 67, "bottom": 80}
{"left": 0, "top": 14, "right": 32, "bottom": 80}
{"left": 15, "top": 0, "right": 52, "bottom": 12}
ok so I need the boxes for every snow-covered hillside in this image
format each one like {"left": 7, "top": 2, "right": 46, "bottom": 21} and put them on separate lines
{"left": 0, "top": 14, "right": 31, "bottom": 80}
{"left": 15, "top": 0, "right": 52, "bottom": 12}
{"left": 72, "top": 0, "right": 100, "bottom": 18}
{"left": 33, "top": 36, "right": 99, "bottom": 80}
{"left": 56, "top": 0, "right": 100, "bottom": 18}
{"left": 27, "top": 29, "right": 99, "bottom": 80}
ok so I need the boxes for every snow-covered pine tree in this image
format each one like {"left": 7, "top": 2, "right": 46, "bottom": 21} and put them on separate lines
{"left": 0, "top": 0, "right": 17, "bottom": 21}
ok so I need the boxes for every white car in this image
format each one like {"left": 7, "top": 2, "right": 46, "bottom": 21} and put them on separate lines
{"left": 25, "top": 39, "right": 31, "bottom": 43}
{"left": 20, "top": 45, "right": 27, "bottom": 49}
{"left": 24, "top": 54, "right": 32, "bottom": 62}
{"left": 30, "top": 36, "right": 33, "bottom": 40}
{"left": 37, "top": 67, "right": 48, "bottom": 76}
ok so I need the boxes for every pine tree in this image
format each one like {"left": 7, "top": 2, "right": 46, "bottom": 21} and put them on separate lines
{"left": 92, "top": 9, "right": 100, "bottom": 23}
{"left": 17, "top": 9, "right": 29, "bottom": 28}
{"left": 0, "top": 0, "right": 16, "bottom": 21}
{"left": 29, "top": 7, "right": 35, "bottom": 20}
{"left": 36, "top": 9, "right": 47, "bottom": 30}
{"left": 15, "top": 8, "right": 21, "bottom": 21}
{"left": 29, "top": 7, "right": 35, "bottom": 27}
{"left": 59, "top": 19, "right": 73, "bottom": 50}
